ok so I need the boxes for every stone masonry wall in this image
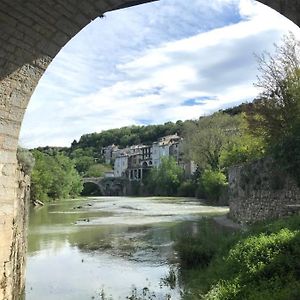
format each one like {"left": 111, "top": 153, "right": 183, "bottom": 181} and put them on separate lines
{"left": 229, "top": 158, "right": 300, "bottom": 224}
{"left": 0, "top": 165, "right": 30, "bottom": 300}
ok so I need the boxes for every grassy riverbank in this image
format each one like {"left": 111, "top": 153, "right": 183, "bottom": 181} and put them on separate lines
{"left": 178, "top": 215, "right": 300, "bottom": 300}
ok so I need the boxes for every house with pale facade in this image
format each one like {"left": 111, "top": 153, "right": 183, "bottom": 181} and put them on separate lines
{"left": 112, "top": 133, "right": 196, "bottom": 181}
{"left": 114, "top": 154, "right": 128, "bottom": 178}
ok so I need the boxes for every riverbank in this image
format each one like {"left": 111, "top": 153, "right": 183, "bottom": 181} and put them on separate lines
{"left": 178, "top": 214, "right": 300, "bottom": 299}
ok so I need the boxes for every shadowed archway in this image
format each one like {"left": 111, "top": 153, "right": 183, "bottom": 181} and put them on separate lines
{"left": 0, "top": 1, "right": 299, "bottom": 299}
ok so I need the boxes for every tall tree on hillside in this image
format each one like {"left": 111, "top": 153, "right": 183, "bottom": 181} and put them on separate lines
{"left": 247, "top": 33, "right": 300, "bottom": 182}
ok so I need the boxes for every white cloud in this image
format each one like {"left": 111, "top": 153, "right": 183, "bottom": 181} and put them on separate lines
{"left": 20, "top": 0, "right": 300, "bottom": 147}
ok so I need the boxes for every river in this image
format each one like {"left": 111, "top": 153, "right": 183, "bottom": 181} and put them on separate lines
{"left": 24, "top": 197, "right": 228, "bottom": 300}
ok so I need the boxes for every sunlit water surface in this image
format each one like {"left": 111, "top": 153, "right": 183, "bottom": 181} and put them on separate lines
{"left": 24, "top": 197, "right": 228, "bottom": 300}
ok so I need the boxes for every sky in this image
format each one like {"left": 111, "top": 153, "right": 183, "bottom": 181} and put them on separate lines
{"left": 19, "top": 0, "right": 300, "bottom": 148}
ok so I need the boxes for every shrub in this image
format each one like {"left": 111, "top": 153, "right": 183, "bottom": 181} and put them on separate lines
{"left": 17, "top": 147, "right": 35, "bottom": 175}
{"left": 200, "top": 170, "right": 228, "bottom": 202}
{"left": 177, "top": 180, "right": 197, "bottom": 197}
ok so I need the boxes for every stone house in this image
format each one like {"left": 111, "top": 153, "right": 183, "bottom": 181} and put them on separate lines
{"left": 102, "top": 144, "right": 119, "bottom": 164}
{"left": 114, "top": 154, "right": 128, "bottom": 178}
{"left": 113, "top": 134, "right": 196, "bottom": 180}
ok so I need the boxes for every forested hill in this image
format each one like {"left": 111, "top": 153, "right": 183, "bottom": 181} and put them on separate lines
{"left": 70, "top": 120, "right": 188, "bottom": 151}
{"left": 35, "top": 102, "right": 254, "bottom": 159}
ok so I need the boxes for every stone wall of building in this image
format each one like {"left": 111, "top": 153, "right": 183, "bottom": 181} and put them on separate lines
{"left": 228, "top": 158, "right": 300, "bottom": 224}
{"left": 0, "top": 164, "right": 30, "bottom": 300}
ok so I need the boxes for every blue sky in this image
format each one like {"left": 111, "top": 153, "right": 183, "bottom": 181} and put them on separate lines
{"left": 20, "top": 0, "right": 300, "bottom": 148}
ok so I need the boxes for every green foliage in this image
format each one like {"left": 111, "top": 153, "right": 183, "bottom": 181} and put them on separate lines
{"left": 200, "top": 170, "right": 228, "bottom": 202}
{"left": 177, "top": 180, "right": 197, "bottom": 197}
{"left": 246, "top": 34, "right": 300, "bottom": 184}
{"left": 220, "top": 117, "right": 265, "bottom": 168}
{"left": 146, "top": 157, "right": 184, "bottom": 196}
{"left": 184, "top": 113, "right": 242, "bottom": 171}
{"left": 31, "top": 150, "right": 83, "bottom": 201}
{"left": 204, "top": 228, "right": 300, "bottom": 300}
{"left": 179, "top": 215, "right": 300, "bottom": 300}
{"left": 17, "top": 147, "right": 35, "bottom": 175}
{"left": 85, "top": 163, "right": 112, "bottom": 178}
{"left": 72, "top": 121, "right": 185, "bottom": 152}
{"left": 74, "top": 156, "right": 95, "bottom": 174}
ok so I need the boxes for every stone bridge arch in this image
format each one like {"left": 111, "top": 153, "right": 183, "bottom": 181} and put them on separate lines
{"left": 0, "top": 0, "right": 299, "bottom": 299}
{"left": 83, "top": 177, "right": 126, "bottom": 196}
{"left": 82, "top": 177, "right": 105, "bottom": 195}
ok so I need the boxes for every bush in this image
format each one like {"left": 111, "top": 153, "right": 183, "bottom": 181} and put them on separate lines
{"left": 146, "top": 157, "right": 184, "bottom": 196}
{"left": 17, "top": 147, "right": 35, "bottom": 175}
{"left": 180, "top": 215, "right": 300, "bottom": 300}
{"left": 31, "top": 150, "right": 83, "bottom": 201}
{"left": 204, "top": 228, "right": 300, "bottom": 300}
{"left": 200, "top": 170, "right": 228, "bottom": 202}
{"left": 177, "top": 180, "right": 197, "bottom": 197}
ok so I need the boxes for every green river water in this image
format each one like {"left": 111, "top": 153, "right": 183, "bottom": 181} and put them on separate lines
{"left": 24, "top": 197, "right": 228, "bottom": 300}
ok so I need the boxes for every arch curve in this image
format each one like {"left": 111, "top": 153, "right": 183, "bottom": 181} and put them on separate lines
{"left": 0, "top": 1, "right": 299, "bottom": 299}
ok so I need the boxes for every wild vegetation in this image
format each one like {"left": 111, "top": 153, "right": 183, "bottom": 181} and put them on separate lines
{"left": 30, "top": 150, "right": 83, "bottom": 201}
{"left": 247, "top": 34, "right": 300, "bottom": 184}
{"left": 145, "top": 156, "right": 184, "bottom": 196}
{"left": 177, "top": 215, "right": 300, "bottom": 300}
{"left": 174, "top": 32, "right": 300, "bottom": 300}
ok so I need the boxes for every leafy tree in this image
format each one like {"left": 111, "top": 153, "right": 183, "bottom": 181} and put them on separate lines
{"left": 31, "top": 150, "right": 83, "bottom": 201}
{"left": 220, "top": 133, "right": 265, "bottom": 168}
{"left": 220, "top": 116, "right": 266, "bottom": 168}
{"left": 73, "top": 156, "right": 95, "bottom": 175}
{"left": 184, "top": 113, "right": 242, "bottom": 171}
{"left": 200, "top": 170, "right": 228, "bottom": 202}
{"left": 247, "top": 33, "right": 300, "bottom": 183}
{"left": 146, "top": 157, "right": 184, "bottom": 196}
{"left": 85, "top": 163, "right": 112, "bottom": 178}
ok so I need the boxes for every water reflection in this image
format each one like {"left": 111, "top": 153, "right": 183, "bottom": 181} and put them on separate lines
{"left": 25, "top": 197, "right": 228, "bottom": 300}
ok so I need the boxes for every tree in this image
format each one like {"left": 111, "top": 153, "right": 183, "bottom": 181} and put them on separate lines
{"left": 31, "top": 150, "right": 83, "bottom": 201}
{"left": 247, "top": 33, "right": 300, "bottom": 144}
{"left": 247, "top": 33, "right": 300, "bottom": 183}
{"left": 85, "top": 164, "right": 112, "bottom": 178}
{"left": 220, "top": 116, "right": 266, "bottom": 168}
{"left": 200, "top": 169, "right": 228, "bottom": 202}
{"left": 146, "top": 157, "right": 184, "bottom": 196}
{"left": 184, "top": 113, "right": 242, "bottom": 171}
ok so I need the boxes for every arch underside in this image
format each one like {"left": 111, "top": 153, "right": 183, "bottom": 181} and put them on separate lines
{"left": 0, "top": 0, "right": 299, "bottom": 299}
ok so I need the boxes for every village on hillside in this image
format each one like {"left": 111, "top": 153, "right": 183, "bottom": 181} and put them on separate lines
{"left": 101, "top": 134, "right": 197, "bottom": 181}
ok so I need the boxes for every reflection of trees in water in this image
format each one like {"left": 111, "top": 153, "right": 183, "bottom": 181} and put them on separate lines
{"left": 74, "top": 224, "right": 177, "bottom": 265}
{"left": 28, "top": 206, "right": 228, "bottom": 299}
